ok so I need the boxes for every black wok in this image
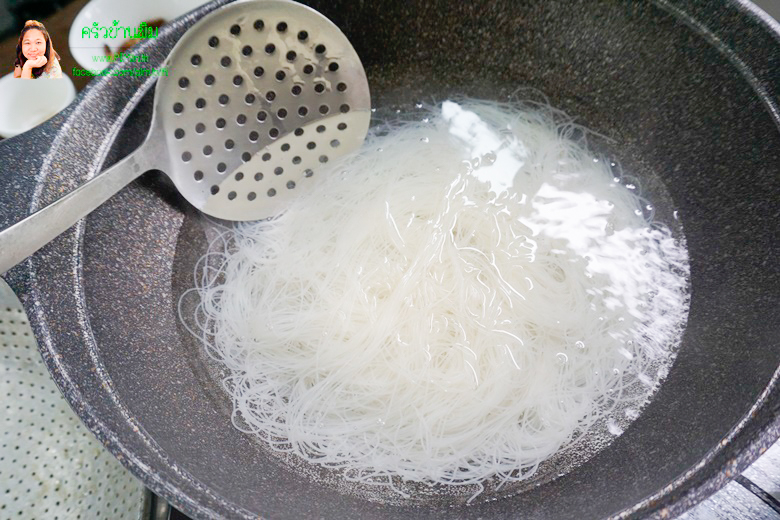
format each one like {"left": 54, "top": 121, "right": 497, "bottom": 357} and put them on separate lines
{"left": 0, "top": 0, "right": 779, "bottom": 518}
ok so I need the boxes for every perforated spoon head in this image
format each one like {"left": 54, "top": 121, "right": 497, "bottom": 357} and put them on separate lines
{"left": 148, "top": 0, "right": 370, "bottom": 220}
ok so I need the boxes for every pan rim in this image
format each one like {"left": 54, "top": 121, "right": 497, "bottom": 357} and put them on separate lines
{"left": 10, "top": 0, "right": 780, "bottom": 518}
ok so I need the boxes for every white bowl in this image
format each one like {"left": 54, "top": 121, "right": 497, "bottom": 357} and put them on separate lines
{"left": 68, "top": 0, "right": 209, "bottom": 71}
{"left": 0, "top": 73, "right": 76, "bottom": 138}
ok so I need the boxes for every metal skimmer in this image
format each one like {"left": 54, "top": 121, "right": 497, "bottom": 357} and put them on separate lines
{"left": 0, "top": 0, "right": 370, "bottom": 274}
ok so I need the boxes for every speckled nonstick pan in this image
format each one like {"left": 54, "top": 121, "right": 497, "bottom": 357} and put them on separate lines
{"left": 0, "top": 1, "right": 778, "bottom": 519}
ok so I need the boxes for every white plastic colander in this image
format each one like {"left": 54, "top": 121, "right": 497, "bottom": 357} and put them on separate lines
{"left": 0, "top": 281, "right": 148, "bottom": 519}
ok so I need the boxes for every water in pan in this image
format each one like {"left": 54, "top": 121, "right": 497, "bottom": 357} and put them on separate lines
{"left": 179, "top": 97, "right": 690, "bottom": 505}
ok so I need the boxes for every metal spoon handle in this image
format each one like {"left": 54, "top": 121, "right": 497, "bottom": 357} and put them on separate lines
{"left": 0, "top": 150, "right": 148, "bottom": 275}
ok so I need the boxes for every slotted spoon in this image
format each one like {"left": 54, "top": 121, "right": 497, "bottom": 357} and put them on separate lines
{"left": 0, "top": 0, "right": 370, "bottom": 275}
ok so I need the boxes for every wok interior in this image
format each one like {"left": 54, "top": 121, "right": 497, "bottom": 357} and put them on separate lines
{"left": 76, "top": 1, "right": 780, "bottom": 518}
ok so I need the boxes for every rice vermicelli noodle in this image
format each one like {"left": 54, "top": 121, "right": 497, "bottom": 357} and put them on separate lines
{"left": 181, "top": 99, "right": 690, "bottom": 499}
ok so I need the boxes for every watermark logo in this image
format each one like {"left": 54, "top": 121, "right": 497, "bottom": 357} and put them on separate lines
{"left": 91, "top": 52, "right": 150, "bottom": 63}
{"left": 81, "top": 20, "right": 159, "bottom": 40}
{"left": 72, "top": 66, "right": 167, "bottom": 77}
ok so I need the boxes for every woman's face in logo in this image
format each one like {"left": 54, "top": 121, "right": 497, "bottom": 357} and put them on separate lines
{"left": 22, "top": 29, "right": 46, "bottom": 61}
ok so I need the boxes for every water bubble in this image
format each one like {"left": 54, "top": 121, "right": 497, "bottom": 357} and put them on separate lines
{"left": 483, "top": 151, "right": 497, "bottom": 165}
{"left": 575, "top": 341, "right": 585, "bottom": 350}
{"left": 415, "top": 102, "right": 423, "bottom": 109}
{"left": 555, "top": 352, "right": 569, "bottom": 364}
{"left": 607, "top": 419, "right": 624, "bottom": 436}
{"left": 420, "top": 137, "right": 429, "bottom": 143}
